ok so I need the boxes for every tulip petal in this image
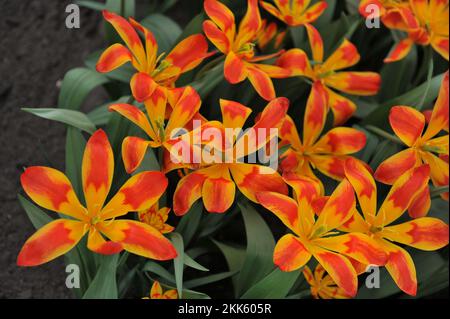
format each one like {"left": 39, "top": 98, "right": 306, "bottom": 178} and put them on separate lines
{"left": 130, "top": 72, "right": 158, "bottom": 103}
{"left": 280, "top": 115, "right": 303, "bottom": 150}
{"left": 121, "top": 136, "right": 150, "bottom": 174}
{"left": 303, "top": 81, "right": 328, "bottom": 147}
{"left": 431, "top": 36, "right": 449, "bottom": 61}
{"left": 220, "top": 99, "right": 252, "bottom": 130}
{"left": 379, "top": 239, "right": 417, "bottom": 296}
{"left": 408, "top": 187, "right": 431, "bottom": 218}
{"left": 276, "top": 49, "right": 312, "bottom": 76}
{"left": 384, "top": 38, "right": 414, "bottom": 63}
{"left": 313, "top": 127, "right": 366, "bottom": 155}
{"left": 166, "top": 34, "right": 210, "bottom": 73}
{"left": 224, "top": 52, "right": 248, "bottom": 84}
{"left": 204, "top": 0, "right": 236, "bottom": 42}
{"left": 17, "top": 220, "right": 86, "bottom": 266}
{"left": 256, "top": 192, "right": 299, "bottom": 232}
{"left": 382, "top": 217, "right": 449, "bottom": 251}
{"left": 98, "top": 220, "right": 177, "bottom": 260}
{"left": 165, "top": 86, "right": 201, "bottom": 137}
{"left": 96, "top": 43, "right": 133, "bottom": 73}
{"left": 326, "top": 89, "right": 357, "bottom": 126}
{"left": 102, "top": 10, "right": 146, "bottom": 67}
{"left": 260, "top": 2, "right": 285, "bottom": 23}
{"left": 87, "top": 229, "right": 123, "bottom": 255}
{"left": 109, "top": 103, "right": 155, "bottom": 139}
{"left": 21, "top": 167, "right": 87, "bottom": 221}
{"left": 151, "top": 281, "right": 163, "bottom": 299}
{"left": 389, "top": 106, "right": 425, "bottom": 147}
{"left": 423, "top": 71, "right": 449, "bottom": 140}
{"left": 322, "top": 39, "right": 360, "bottom": 72}
{"left": 235, "top": 0, "right": 262, "bottom": 48}
{"left": 82, "top": 129, "right": 114, "bottom": 216}
{"left": 344, "top": 157, "right": 377, "bottom": 220}
{"left": 129, "top": 18, "right": 158, "bottom": 70}
{"left": 374, "top": 148, "right": 421, "bottom": 184}
{"left": 423, "top": 135, "right": 449, "bottom": 155}
{"left": 203, "top": 20, "right": 231, "bottom": 53}
{"left": 376, "top": 164, "right": 430, "bottom": 227}
{"left": 229, "top": 163, "right": 288, "bottom": 203}
{"left": 313, "top": 233, "right": 387, "bottom": 266}
{"left": 305, "top": 23, "right": 324, "bottom": 63}
{"left": 421, "top": 152, "right": 449, "bottom": 190}
{"left": 100, "top": 171, "right": 168, "bottom": 220}
{"left": 246, "top": 65, "right": 276, "bottom": 101}
{"left": 273, "top": 234, "right": 311, "bottom": 271}
{"left": 325, "top": 72, "right": 381, "bottom": 96}
{"left": 309, "top": 155, "right": 347, "bottom": 180}
{"left": 202, "top": 167, "right": 235, "bottom": 213}
{"left": 311, "top": 179, "right": 355, "bottom": 236}
{"left": 310, "top": 245, "right": 358, "bottom": 297}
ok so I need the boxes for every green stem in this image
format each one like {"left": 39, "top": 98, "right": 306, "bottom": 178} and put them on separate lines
{"left": 417, "top": 46, "right": 434, "bottom": 109}
{"left": 365, "top": 125, "right": 404, "bottom": 145}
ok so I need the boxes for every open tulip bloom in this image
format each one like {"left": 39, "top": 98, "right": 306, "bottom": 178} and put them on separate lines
{"left": 203, "top": 0, "right": 291, "bottom": 101}
{"left": 303, "top": 264, "right": 353, "bottom": 299}
{"left": 344, "top": 158, "right": 449, "bottom": 296}
{"left": 374, "top": 71, "right": 449, "bottom": 216}
{"left": 18, "top": 130, "right": 177, "bottom": 266}
{"left": 257, "top": 174, "right": 388, "bottom": 297}
{"left": 260, "top": 0, "right": 328, "bottom": 27}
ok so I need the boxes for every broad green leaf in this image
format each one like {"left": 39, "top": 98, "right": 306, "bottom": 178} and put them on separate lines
{"left": 58, "top": 68, "right": 109, "bottom": 110}
{"left": 175, "top": 13, "right": 205, "bottom": 42}
{"left": 176, "top": 201, "right": 203, "bottom": 246}
{"left": 191, "top": 62, "right": 225, "bottom": 99}
{"left": 241, "top": 268, "right": 300, "bottom": 299}
{"left": 236, "top": 201, "right": 276, "bottom": 297}
{"left": 83, "top": 254, "right": 119, "bottom": 299}
{"left": 184, "top": 271, "right": 238, "bottom": 289}
{"left": 18, "top": 194, "right": 53, "bottom": 229}
{"left": 140, "top": 14, "right": 182, "bottom": 54}
{"left": 76, "top": 0, "right": 105, "bottom": 11}
{"left": 87, "top": 96, "right": 131, "bottom": 126}
{"left": 65, "top": 128, "right": 87, "bottom": 200}
{"left": 143, "top": 261, "right": 176, "bottom": 284}
{"left": 170, "top": 232, "right": 185, "bottom": 298}
{"left": 184, "top": 253, "right": 209, "bottom": 272}
{"left": 22, "top": 108, "right": 96, "bottom": 134}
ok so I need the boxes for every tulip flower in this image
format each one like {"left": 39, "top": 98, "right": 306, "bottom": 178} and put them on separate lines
{"left": 344, "top": 158, "right": 449, "bottom": 296}
{"left": 256, "top": 19, "right": 286, "bottom": 51}
{"left": 139, "top": 203, "right": 174, "bottom": 234}
{"left": 382, "top": 0, "right": 449, "bottom": 62}
{"left": 257, "top": 174, "right": 388, "bottom": 297}
{"left": 17, "top": 130, "right": 177, "bottom": 266}
{"left": 203, "top": 0, "right": 290, "bottom": 101}
{"left": 303, "top": 264, "right": 352, "bottom": 299}
{"left": 173, "top": 98, "right": 290, "bottom": 214}
{"left": 279, "top": 81, "right": 367, "bottom": 192}
{"left": 277, "top": 28, "right": 381, "bottom": 125}
{"left": 260, "top": 0, "right": 328, "bottom": 27}
{"left": 143, "top": 281, "right": 178, "bottom": 299}
{"left": 374, "top": 71, "right": 449, "bottom": 217}
{"left": 96, "top": 10, "right": 212, "bottom": 102}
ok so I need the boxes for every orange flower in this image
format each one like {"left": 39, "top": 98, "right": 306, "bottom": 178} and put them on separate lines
{"left": 277, "top": 28, "right": 381, "bottom": 125}
{"left": 17, "top": 130, "right": 177, "bottom": 266}
{"left": 260, "top": 0, "right": 328, "bottom": 27}
{"left": 375, "top": 0, "right": 449, "bottom": 62}
{"left": 96, "top": 10, "right": 212, "bottom": 102}
{"left": 303, "top": 264, "right": 352, "bottom": 299}
{"left": 139, "top": 203, "right": 174, "bottom": 234}
{"left": 257, "top": 174, "right": 388, "bottom": 297}
{"left": 143, "top": 281, "right": 178, "bottom": 299}
{"left": 344, "top": 158, "right": 448, "bottom": 296}
{"left": 203, "top": 0, "right": 290, "bottom": 101}
{"left": 374, "top": 71, "right": 449, "bottom": 217}
{"left": 256, "top": 19, "right": 286, "bottom": 50}
{"left": 173, "top": 98, "right": 289, "bottom": 214}
{"left": 279, "top": 81, "right": 367, "bottom": 192}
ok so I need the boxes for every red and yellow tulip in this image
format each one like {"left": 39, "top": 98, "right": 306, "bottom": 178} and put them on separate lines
{"left": 344, "top": 158, "right": 449, "bottom": 296}
{"left": 173, "top": 98, "right": 290, "bottom": 215}
{"left": 17, "top": 130, "right": 177, "bottom": 266}
{"left": 139, "top": 202, "right": 174, "bottom": 234}
{"left": 260, "top": 0, "right": 328, "bottom": 27}
{"left": 374, "top": 71, "right": 449, "bottom": 216}
{"left": 279, "top": 82, "right": 367, "bottom": 192}
{"left": 96, "top": 10, "right": 212, "bottom": 102}
{"left": 277, "top": 29, "right": 381, "bottom": 125}
{"left": 257, "top": 174, "right": 388, "bottom": 297}
{"left": 108, "top": 86, "right": 205, "bottom": 174}
{"left": 303, "top": 264, "right": 352, "bottom": 299}
{"left": 377, "top": 0, "right": 449, "bottom": 62}
{"left": 203, "top": 0, "right": 290, "bottom": 101}
{"left": 143, "top": 281, "right": 178, "bottom": 299}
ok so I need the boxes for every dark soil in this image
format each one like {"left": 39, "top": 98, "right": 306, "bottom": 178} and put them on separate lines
{"left": 0, "top": 0, "right": 104, "bottom": 298}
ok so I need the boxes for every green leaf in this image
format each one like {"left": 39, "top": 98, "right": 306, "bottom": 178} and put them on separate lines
{"left": 83, "top": 254, "right": 119, "bottom": 299}
{"left": 143, "top": 261, "right": 176, "bottom": 284}
{"left": 140, "top": 14, "right": 182, "bottom": 54}
{"left": 184, "top": 253, "right": 209, "bottom": 272}
{"left": 191, "top": 62, "right": 225, "bottom": 99}
{"left": 182, "top": 289, "right": 211, "bottom": 299}
{"left": 368, "top": 140, "right": 400, "bottom": 170}
{"left": 236, "top": 201, "right": 276, "bottom": 297}
{"left": 65, "top": 128, "right": 87, "bottom": 200}
{"left": 87, "top": 96, "right": 131, "bottom": 126}
{"left": 175, "top": 13, "right": 205, "bottom": 42}
{"left": 76, "top": 0, "right": 106, "bottom": 11}
{"left": 176, "top": 201, "right": 203, "bottom": 246}
{"left": 58, "top": 68, "right": 109, "bottom": 110}
{"left": 22, "top": 108, "right": 96, "bottom": 134}
{"left": 18, "top": 194, "right": 53, "bottom": 229}
{"left": 184, "top": 271, "right": 238, "bottom": 289}
{"left": 158, "top": 0, "right": 178, "bottom": 13}
{"left": 241, "top": 268, "right": 300, "bottom": 299}
{"left": 170, "top": 232, "right": 185, "bottom": 298}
